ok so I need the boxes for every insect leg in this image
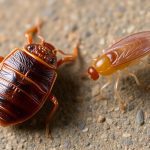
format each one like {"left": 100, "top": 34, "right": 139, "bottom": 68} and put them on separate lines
{"left": 25, "top": 19, "right": 43, "bottom": 44}
{"left": 114, "top": 72, "right": 126, "bottom": 112}
{"left": 140, "top": 60, "right": 150, "bottom": 67}
{"left": 100, "top": 76, "right": 112, "bottom": 96}
{"left": 124, "top": 69, "right": 140, "bottom": 86}
{"left": 56, "top": 41, "right": 80, "bottom": 67}
{"left": 45, "top": 95, "right": 59, "bottom": 137}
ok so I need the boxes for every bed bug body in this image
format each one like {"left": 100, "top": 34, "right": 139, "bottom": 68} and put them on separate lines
{"left": 0, "top": 42, "right": 57, "bottom": 126}
{"left": 0, "top": 22, "right": 79, "bottom": 129}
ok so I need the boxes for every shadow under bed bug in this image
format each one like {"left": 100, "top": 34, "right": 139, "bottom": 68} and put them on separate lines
{"left": 0, "top": 21, "right": 79, "bottom": 135}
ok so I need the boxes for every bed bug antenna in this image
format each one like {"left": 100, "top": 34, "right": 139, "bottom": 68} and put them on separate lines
{"left": 25, "top": 33, "right": 33, "bottom": 44}
{"left": 38, "top": 35, "right": 45, "bottom": 44}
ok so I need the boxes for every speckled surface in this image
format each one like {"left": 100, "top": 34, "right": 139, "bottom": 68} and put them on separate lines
{"left": 0, "top": 0, "right": 150, "bottom": 150}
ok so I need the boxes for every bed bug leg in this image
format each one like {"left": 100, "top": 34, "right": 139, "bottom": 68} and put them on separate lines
{"left": 124, "top": 69, "right": 140, "bottom": 86}
{"left": 114, "top": 72, "right": 126, "bottom": 112}
{"left": 56, "top": 40, "right": 80, "bottom": 67}
{"left": 25, "top": 19, "right": 43, "bottom": 44}
{"left": 45, "top": 95, "right": 59, "bottom": 138}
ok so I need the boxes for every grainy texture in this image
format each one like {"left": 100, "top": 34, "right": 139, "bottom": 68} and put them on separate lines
{"left": 0, "top": 0, "right": 150, "bottom": 150}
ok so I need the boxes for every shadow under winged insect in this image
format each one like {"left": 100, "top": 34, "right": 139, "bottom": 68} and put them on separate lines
{"left": 88, "top": 31, "right": 150, "bottom": 112}
{"left": 0, "top": 20, "right": 79, "bottom": 136}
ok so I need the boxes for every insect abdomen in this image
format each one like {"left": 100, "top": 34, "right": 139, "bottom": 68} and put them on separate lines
{"left": 0, "top": 50, "right": 56, "bottom": 126}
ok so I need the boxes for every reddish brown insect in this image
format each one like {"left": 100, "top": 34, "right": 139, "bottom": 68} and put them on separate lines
{"left": 0, "top": 21, "right": 79, "bottom": 133}
{"left": 88, "top": 31, "right": 150, "bottom": 111}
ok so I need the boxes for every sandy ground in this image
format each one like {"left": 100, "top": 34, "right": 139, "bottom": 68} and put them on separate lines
{"left": 0, "top": 0, "right": 150, "bottom": 150}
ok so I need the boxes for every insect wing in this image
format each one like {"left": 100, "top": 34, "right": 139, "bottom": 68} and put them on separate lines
{"left": 105, "top": 31, "right": 150, "bottom": 67}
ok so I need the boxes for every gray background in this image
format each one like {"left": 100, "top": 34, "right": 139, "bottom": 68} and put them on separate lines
{"left": 0, "top": 0, "right": 150, "bottom": 150}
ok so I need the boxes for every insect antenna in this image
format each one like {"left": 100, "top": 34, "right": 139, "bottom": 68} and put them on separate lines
{"left": 38, "top": 35, "right": 45, "bottom": 44}
{"left": 25, "top": 18, "right": 43, "bottom": 44}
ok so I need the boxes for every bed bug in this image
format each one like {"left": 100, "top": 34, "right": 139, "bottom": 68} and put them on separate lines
{"left": 88, "top": 31, "right": 150, "bottom": 111}
{"left": 0, "top": 21, "right": 79, "bottom": 134}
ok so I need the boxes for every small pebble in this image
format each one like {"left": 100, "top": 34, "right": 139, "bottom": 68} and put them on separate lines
{"left": 127, "top": 25, "right": 135, "bottom": 33}
{"left": 114, "top": 107, "right": 119, "bottom": 111}
{"left": 82, "top": 127, "right": 89, "bottom": 133}
{"left": 97, "top": 115, "right": 106, "bottom": 123}
{"left": 136, "top": 109, "right": 145, "bottom": 126}
{"left": 70, "top": 24, "right": 78, "bottom": 32}
{"left": 83, "top": 31, "right": 92, "bottom": 38}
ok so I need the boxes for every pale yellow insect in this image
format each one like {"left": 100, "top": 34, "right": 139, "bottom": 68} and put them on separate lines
{"left": 88, "top": 31, "right": 150, "bottom": 111}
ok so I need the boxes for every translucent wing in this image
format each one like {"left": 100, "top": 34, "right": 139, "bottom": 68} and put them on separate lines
{"left": 105, "top": 31, "right": 150, "bottom": 67}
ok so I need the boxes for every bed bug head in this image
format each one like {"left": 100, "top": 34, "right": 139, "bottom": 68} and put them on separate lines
{"left": 24, "top": 41, "right": 57, "bottom": 68}
{"left": 88, "top": 66, "right": 99, "bottom": 80}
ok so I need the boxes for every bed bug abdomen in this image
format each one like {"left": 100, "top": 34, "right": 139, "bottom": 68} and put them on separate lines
{"left": 0, "top": 49, "right": 57, "bottom": 126}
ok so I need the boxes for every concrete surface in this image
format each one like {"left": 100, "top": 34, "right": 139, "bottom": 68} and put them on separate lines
{"left": 0, "top": 0, "right": 150, "bottom": 150}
